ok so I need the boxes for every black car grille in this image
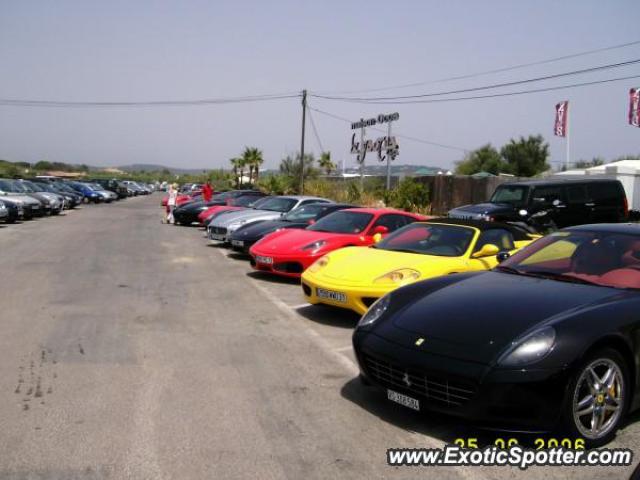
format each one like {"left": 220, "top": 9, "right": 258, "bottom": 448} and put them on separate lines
{"left": 274, "top": 262, "right": 303, "bottom": 274}
{"left": 301, "top": 282, "right": 312, "bottom": 296}
{"left": 362, "top": 354, "right": 476, "bottom": 408}
{"left": 209, "top": 226, "right": 227, "bottom": 235}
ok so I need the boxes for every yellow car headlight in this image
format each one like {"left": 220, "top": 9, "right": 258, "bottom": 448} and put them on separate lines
{"left": 374, "top": 268, "right": 420, "bottom": 285}
{"left": 308, "top": 255, "right": 330, "bottom": 273}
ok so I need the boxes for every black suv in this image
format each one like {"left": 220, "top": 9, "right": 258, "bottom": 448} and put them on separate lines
{"left": 448, "top": 178, "right": 628, "bottom": 229}
{"left": 91, "top": 179, "right": 129, "bottom": 199}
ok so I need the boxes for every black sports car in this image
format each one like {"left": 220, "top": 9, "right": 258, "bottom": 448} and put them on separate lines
{"left": 228, "top": 203, "right": 355, "bottom": 253}
{"left": 353, "top": 223, "right": 640, "bottom": 446}
{"left": 173, "top": 191, "right": 267, "bottom": 226}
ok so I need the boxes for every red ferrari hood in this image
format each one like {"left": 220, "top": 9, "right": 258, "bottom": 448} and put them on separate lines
{"left": 254, "top": 228, "right": 366, "bottom": 254}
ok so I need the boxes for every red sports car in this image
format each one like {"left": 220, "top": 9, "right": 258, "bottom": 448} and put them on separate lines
{"left": 161, "top": 193, "right": 199, "bottom": 207}
{"left": 198, "top": 205, "right": 245, "bottom": 225}
{"left": 249, "top": 208, "right": 425, "bottom": 278}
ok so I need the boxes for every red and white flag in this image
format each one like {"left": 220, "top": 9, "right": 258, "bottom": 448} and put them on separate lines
{"left": 629, "top": 88, "right": 640, "bottom": 127}
{"left": 554, "top": 101, "right": 569, "bottom": 137}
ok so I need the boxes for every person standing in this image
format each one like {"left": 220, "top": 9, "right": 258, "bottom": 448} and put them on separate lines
{"left": 202, "top": 180, "right": 213, "bottom": 203}
{"left": 166, "top": 183, "right": 178, "bottom": 224}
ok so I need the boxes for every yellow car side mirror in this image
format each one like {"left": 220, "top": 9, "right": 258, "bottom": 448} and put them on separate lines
{"left": 471, "top": 243, "right": 500, "bottom": 259}
{"left": 373, "top": 233, "right": 383, "bottom": 243}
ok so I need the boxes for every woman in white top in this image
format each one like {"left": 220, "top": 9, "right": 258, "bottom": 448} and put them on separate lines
{"left": 166, "top": 183, "right": 178, "bottom": 224}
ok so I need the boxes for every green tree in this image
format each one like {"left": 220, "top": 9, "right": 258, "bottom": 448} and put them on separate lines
{"left": 229, "top": 157, "right": 241, "bottom": 187}
{"left": 500, "top": 135, "right": 550, "bottom": 177}
{"left": 241, "top": 147, "right": 264, "bottom": 185}
{"left": 34, "top": 160, "right": 53, "bottom": 171}
{"left": 455, "top": 144, "right": 505, "bottom": 175}
{"left": 575, "top": 157, "right": 605, "bottom": 168}
{"left": 318, "top": 151, "right": 336, "bottom": 175}
{"left": 279, "top": 153, "right": 318, "bottom": 192}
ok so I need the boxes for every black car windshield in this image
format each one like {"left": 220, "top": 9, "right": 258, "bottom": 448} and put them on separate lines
{"left": 376, "top": 223, "right": 475, "bottom": 256}
{"left": 308, "top": 211, "right": 373, "bottom": 234}
{"left": 490, "top": 185, "right": 529, "bottom": 205}
{"left": 232, "top": 195, "right": 265, "bottom": 207}
{"left": 283, "top": 203, "right": 330, "bottom": 222}
{"left": 0, "top": 180, "right": 20, "bottom": 193}
{"left": 498, "top": 231, "right": 640, "bottom": 289}
{"left": 255, "top": 197, "right": 298, "bottom": 212}
{"left": 23, "top": 181, "right": 44, "bottom": 192}
{"left": 14, "top": 181, "right": 35, "bottom": 192}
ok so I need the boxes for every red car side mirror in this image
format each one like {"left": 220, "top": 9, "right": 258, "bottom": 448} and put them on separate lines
{"left": 307, "top": 219, "right": 316, "bottom": 225}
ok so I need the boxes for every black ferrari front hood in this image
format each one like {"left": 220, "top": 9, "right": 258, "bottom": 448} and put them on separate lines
{"left": 382, "top": 272, "right": 622, "bottom": 364}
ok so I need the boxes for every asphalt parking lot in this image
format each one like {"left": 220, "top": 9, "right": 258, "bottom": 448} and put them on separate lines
{"left": 0, "top": 194, "right": 638, "bottom": 479}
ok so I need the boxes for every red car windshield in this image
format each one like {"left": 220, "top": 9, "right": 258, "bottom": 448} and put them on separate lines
{"left": 499, "top": 231, "right": 640, "bottom": 290}
{"left": 308, "top": 211, "right": 373, "bottom": 234}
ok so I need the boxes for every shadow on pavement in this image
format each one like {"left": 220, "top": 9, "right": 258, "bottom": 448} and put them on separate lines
{"left": 340, "top": 377, "right": 555, "bottom": 448}
{"left": 294, "top": 304, "right": 359, "bottom": 329}
{"left": 246, "top": 271, "right": 300, "bottom": 285}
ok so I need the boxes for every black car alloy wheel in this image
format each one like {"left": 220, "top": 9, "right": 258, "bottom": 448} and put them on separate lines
{"left": 564, "top": 348, "right": 629, "bottom": 447}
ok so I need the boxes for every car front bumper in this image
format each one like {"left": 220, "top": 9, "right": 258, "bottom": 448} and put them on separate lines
{"left": 301, "top": 272, "right": 393, "bottom": 315}
{"left": 353, "top": 330, "right": 571, "bottom": 432}
{"left": 249, "top": 250, "right": 319, "bottom": 278}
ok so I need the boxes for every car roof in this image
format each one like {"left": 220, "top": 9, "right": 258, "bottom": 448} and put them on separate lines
{"left": 424, "top": 217, "right": 533, "bottom": 240}
{"left": 495, "top": 178, "right": 621, "bottom": 187}
{"left": 565, "top": 223, "right": 640, "bottom": 235}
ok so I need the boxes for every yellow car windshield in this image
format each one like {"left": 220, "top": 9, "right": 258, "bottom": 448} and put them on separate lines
{"left": 375, "top": 224, "right": 474, "bottom": 257}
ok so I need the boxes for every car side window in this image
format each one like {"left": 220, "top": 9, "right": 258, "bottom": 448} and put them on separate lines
{"left": 371, "top": 214, "right": 415, "bottom": 233}
{"left": 586, "top": 182, "right": 622, "bottom": 205}
{"left": 531, "top": 186, "right": 564, "bottom": 206}
{"left": 566, "top": 185, "right": 588, "bottom": 205}
{"left": 473, "top": 229, "right": 515, "bottom": 252}
{"left": 299, "top": 199, "right": 329, "bottom": 206}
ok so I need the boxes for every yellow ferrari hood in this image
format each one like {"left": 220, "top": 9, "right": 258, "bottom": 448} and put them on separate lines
{"left": 316, "top": 246, "right": 465, "bottom": 285}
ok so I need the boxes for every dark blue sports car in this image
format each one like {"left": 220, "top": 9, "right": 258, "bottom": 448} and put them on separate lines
{"left": 353, "top": 223, "right": 640, "bottom": 446}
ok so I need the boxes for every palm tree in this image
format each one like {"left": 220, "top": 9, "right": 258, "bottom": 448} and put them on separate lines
{"left": 229, "top": 157, "right": 241, "bottom": 187}
{"left": 318, "top": 151, "right": 336, "bottom": 175}
{"left": 237, "top": 157, "right": 247, "bottom": 187}
{"left": 250, "top": 148, "right": 264, "bottom": 184}
{"left": 241, "top": 147, "right": 264, "bottom": 185}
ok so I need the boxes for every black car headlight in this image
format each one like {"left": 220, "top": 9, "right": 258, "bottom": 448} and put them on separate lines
{"left": 498, "top": 326, "right": 556, "bottom": 367}
{"left": 357, "top": 294, "right": 391, "bottom": 329}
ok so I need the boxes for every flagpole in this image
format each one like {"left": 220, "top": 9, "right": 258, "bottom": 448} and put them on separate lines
{"left": 565, "top": 106, "right": 570, "bottom": 170}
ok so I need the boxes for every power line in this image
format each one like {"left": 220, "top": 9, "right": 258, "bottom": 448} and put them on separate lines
{"left": 0, "top": 92, "right": 301, "bottom": 108}
{"left": 312, "top": 74, "right": 640, "bottom": 105}
{"left": 306, "top": 106, "right": 325, "bottom": 153}
{"left": 308, "top": 105, "right": 469, "bottom": 152}
{"left": 310, "top": 58, "right": 640, "bottom": 102}
{"left": 315, "top": 39, "right": 640, "bottom": 95}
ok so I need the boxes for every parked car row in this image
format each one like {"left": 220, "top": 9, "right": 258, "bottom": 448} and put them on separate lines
{"left": 0, "top": 177, "right": 154, "bottom": 224}
{"left": 168, "top": 178, "right": 639, "bottom": 446}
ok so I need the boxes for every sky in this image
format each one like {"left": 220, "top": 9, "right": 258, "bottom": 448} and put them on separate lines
{"left": 0, "top": 0, "right": 638, "bottom": 172}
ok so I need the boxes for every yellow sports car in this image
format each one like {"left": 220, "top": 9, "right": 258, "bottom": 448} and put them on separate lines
{"left": 301, "top": 219, "right": 539, "bottom": 315}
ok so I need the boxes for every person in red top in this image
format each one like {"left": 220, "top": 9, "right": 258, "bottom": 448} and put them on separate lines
{"left": 202, "top": 180, "right": 213, "bottom": 203}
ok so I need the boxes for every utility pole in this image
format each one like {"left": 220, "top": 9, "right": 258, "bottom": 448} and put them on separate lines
{"left": 299, "top": 89, "right": 307, "bottom": 194}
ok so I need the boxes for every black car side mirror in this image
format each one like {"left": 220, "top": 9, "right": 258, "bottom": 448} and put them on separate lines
{"left": 496, "top": 251, "right": 511, "bottom": 263}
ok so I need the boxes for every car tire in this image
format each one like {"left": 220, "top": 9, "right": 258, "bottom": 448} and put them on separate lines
{"left": 561, "top": 348, "right": 629, "bottom": 447}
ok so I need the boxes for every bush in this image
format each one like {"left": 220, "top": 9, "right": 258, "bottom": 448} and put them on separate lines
{"left": 384, "top": 178, "right": 430, "bottom": 212}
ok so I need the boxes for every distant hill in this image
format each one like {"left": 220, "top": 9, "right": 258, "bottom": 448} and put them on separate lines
{"left": 117, "top": 164, "right": 208, "bottom": 174}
